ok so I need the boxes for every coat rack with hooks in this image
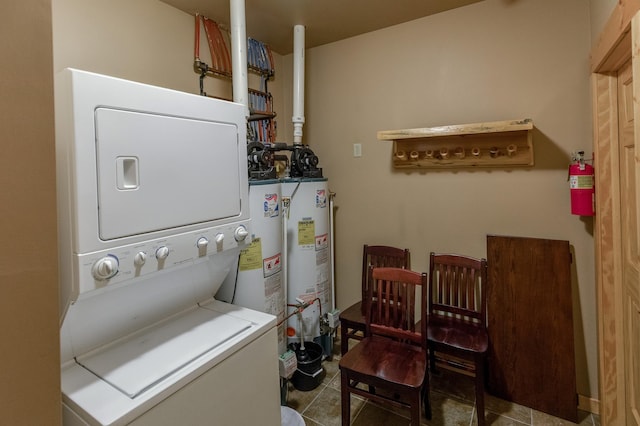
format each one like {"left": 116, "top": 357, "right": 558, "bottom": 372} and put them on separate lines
{"left": 378, "top": 118, "right": 534, "bottom": 169}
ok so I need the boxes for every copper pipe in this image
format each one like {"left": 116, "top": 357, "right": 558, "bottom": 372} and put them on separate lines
{"left": 194, "top": 14, "right": 201, "bottom": 62}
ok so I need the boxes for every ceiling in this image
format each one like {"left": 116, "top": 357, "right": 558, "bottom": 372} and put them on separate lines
{"left": 161, "top": 0, "right": 485, "bottom": 54}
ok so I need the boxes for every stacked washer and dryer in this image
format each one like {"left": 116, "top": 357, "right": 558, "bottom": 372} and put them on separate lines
{"left": 56, "top": 69, "right": 282, "bottom": 426}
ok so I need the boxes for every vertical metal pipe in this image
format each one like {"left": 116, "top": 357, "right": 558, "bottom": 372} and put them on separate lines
{"left": 329, "top": 191, "right": 336, "bottom": 312}
{"left": 292, "top": 25, "right": 305, "bottom": 145}
{"left": 230, "top": 0, "right": 249, "bottom": 117}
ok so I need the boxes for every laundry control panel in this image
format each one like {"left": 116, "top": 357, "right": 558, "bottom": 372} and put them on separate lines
{"left": 73, "top": 223, "right": 250, "bottom": 296}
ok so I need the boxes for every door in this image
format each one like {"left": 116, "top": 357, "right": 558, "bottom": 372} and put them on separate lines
{"left": 592, "top": 8, "right": 640, "bottom": 425}
{"left": 618, "top": 58, "right": 640, "bottom": 425}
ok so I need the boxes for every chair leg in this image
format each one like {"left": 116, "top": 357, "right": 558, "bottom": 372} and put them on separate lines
{"left": 428, "top": 345, "right": 437, "bottom": 375}
{"left": 410, "top": 391, "right": 421, "bottom": 426}
{"left": 421, "top": 384, "right": 432, "bottom": 420}
{"left": 340, "top": 324, "right": 348, "bottom": 356}
{"left": 475, "top": 357, "right": 486, "bottom": 426}
{"left": 341, "top": 371, "right": 351, "bottom": 425}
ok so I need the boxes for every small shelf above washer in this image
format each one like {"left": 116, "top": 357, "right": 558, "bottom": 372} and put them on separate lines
{"left": 377, "top": 118, "right": 534, "bottom": 169}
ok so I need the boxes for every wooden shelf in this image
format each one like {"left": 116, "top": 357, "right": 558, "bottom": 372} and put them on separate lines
{"left": 248, "top": 110, "right": 276, "bottom": 122}
{"left": 378, "top": 118, "right": 534, "bottom": 169}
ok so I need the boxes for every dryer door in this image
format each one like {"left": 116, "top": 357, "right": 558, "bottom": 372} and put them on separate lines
{"left": 95, "top": 108, "right": 241, "bottom": 240}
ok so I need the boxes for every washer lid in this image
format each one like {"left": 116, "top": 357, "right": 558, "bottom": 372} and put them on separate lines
{"left": 76, "top": 307, "right": 252, "bottom": 398}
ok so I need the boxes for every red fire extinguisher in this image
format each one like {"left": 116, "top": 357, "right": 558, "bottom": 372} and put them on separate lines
{"left": 569, "top": 151, "right": 595, "bottom": 216}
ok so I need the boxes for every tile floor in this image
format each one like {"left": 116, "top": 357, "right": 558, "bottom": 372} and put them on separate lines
{"left": 283, "top": 333, "right": 600, "bottom": 426}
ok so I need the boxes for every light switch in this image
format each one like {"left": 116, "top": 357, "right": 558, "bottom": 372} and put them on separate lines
{"left": 353, "top": 143, "right": 362, "bottom": 157}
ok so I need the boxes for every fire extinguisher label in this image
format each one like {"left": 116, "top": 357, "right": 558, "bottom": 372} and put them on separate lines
{"left": 569, "top": 175, "right": 594, "bottom": 189}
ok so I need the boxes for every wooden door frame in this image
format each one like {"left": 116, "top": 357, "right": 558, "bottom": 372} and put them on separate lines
{"left": 591, "top": 1, "right": 640, "bottom": 424}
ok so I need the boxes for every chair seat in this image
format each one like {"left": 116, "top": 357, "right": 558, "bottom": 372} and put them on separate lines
{"left": 427, "top": 315, "right": 489, "bottom": 354}
{"left": 340, "top": 335, "right": 426, "bottom": 389}
{"left": 339, "top": 301, "right": 364, "bottom": 324}
{"left": 339, "top": 301, "right": 366, "bottom": 355}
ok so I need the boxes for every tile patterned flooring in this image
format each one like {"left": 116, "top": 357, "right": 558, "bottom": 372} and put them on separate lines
{"left": 283, "top": 334, "right": 600, "bottom": 426}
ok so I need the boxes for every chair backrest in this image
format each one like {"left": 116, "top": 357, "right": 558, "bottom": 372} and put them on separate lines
{"left": 366, "top": 267, "right": 428, "bottom": 348}
{"left": 428, "top": 252, "right": 488, "bottom": 326}
{"left": 361, "top": 245, "right": 411, "bottom": 315}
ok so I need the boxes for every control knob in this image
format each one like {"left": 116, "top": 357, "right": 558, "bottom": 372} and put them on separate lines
{"left": 196, "top": 237, "right": 209, "bottom": 249}
{"left": 155, "top": 246, "right": 170, "bottom": 260}
{"left": 234, "top": 226, "right": 249, "bottom": 242}
{"left": 92, "top": 255, "right": 119, "bottom": 281}
{"left": 134, "top": 251, "right": 147, "bottom": 267}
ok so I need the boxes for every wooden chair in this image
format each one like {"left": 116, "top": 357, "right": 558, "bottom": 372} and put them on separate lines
{"left": 427, "top": 252, "right": 489, "bottom": 426}
{"left": 339, "top": 267, "right": 430, "bottom": 426}
{"left": 339, "top": 245, "right": 410, "bottom": 355}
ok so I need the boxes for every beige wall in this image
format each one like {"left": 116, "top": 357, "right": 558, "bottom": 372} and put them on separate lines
{"left": 53, "top": 0, "right": 218, "bottom": 94}
{"left": 294, "top": 0, "right": 598, "bottom": 399}
{"left": 1, "top": 0, "right": 60, "bottom": 424}
{"left": 589, "top": 0, "right": 618, "bottom": 46}
{"left": 52, "top": 0, "right": 284, "bottom": 120}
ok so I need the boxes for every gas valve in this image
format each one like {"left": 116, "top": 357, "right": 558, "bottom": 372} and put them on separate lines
{"left": 290, "top": 145, "right": 323, "bottom": 178}
{"left": 247, "top": 141, "right": 276, "bottom": 179}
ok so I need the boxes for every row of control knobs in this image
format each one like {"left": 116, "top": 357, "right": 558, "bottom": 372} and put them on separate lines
{"left": 91, "top": 226, "right": 249, "bottom": 281}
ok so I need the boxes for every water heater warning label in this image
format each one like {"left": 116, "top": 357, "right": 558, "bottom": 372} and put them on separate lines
{"left": 298, "top": 220, "right": 315, "bottom": 249}
{"left": 263, "top": 253, "right": 282, "bottom": 277}
{"left": 315, "top": 233, "right": 328, "bottom": 251}
{"left": 263, "top": 193, "right": 279, "bottom": 218}
{"left": 316, "top": 190, "right": 327, "bottom": 208}
{"left": 239, "top": 238, "right": 262, "bottom": 271}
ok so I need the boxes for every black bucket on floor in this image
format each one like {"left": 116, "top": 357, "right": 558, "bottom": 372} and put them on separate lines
{"left": 290, "top": 341, "right": 325, "bottom": 391}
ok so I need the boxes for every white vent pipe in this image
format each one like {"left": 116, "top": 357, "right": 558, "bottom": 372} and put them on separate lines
{"left": 292, "top": 25, "right": 306, "bottom": 145}
{"left": 230, "top": 0, "right": 249, "bottom": 118}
